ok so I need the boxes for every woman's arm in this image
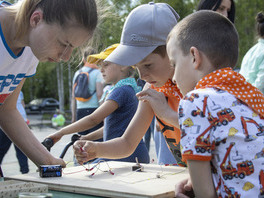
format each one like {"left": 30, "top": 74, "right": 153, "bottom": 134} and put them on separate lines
{"left": 187, "top": 160, "right": 217, "bottom": 198}
{"left": 74, "top": 100, "right": 155, "bottom": 163}
{"left": 0, "top": 79, "right": 65, "bottom": 167}
{"left": 46, "top": 100, "right": 118, "bottom": 144}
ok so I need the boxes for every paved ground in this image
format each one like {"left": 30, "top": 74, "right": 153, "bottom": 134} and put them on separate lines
{"left": 1, "top": 114, "right": 157, "bottom": 177}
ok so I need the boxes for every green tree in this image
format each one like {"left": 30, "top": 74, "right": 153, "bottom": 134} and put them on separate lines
{"left": 23, "top": 62, "right": 58, "bottom": 103}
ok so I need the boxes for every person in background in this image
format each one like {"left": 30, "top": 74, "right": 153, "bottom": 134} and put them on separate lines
{"left": 72, "top": 47, "right": 104, "bottom": 139}
{"left": 46, "top": 44, "right": 150, "bottom": 164}
{"left": 240, "top": 12, "right": 264, "bottom": 93}
{"left": 167, "top": 10, "right": 264, "bottom": 197}
{"left": 0, "top": 0, "right": 98, "bottom": 173}
{"left": 0, "top": 91, "right": 29, "bottom": 174}
{"left": 197, "top": 0, "right": 235, "bottom": 23}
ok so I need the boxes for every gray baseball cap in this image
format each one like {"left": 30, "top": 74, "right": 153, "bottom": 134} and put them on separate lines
{"left": 105, "top": 2, "right": 180, "bottom": 66}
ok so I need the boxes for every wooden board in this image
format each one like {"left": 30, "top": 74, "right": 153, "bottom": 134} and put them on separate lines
{"left": 5, "top": 161, "right": 189, "bottom": 198}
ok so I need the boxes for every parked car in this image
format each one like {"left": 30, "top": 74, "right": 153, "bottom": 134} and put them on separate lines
{"left": 26, "top": 98, "right": 60, "bottom": 114}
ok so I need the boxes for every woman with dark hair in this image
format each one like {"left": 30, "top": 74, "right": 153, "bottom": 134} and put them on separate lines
{"left": 197, "top": 0, "right": 235, "bottom": 23}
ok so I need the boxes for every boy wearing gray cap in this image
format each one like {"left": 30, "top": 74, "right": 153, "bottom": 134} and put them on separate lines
{"left": 74, "top": 2, "right": 184, "bottom": 166}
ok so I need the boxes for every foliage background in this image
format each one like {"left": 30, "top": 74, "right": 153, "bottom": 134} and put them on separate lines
{"left": 6, "top": 0, "right": 264, "bottom": 110}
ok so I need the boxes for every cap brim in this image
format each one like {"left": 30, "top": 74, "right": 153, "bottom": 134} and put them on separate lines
{"left": 105, "top": 44, "right": 157, "bottom": 66}
{"left": 87, "top": 54, "right": 107, "bottom": 64}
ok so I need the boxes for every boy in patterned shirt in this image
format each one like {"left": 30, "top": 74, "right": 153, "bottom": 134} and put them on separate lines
{"left": 167, "top": 10, "right": 264, "bottom": 197}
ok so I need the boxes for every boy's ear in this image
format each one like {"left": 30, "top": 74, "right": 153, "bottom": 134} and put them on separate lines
{"left": 190, "top": 47, "right": 201, "bottom": 69}
{"left": 30, "top": 10, "right": 43, "bottom": 28}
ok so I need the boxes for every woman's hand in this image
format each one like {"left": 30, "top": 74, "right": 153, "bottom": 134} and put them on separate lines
{"left": 50, "top": 157, "right": 66, "bottom": 168}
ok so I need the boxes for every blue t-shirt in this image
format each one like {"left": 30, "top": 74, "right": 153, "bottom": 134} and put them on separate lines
{"left": 93, "top": 85, "right": 149, "bottom": 164}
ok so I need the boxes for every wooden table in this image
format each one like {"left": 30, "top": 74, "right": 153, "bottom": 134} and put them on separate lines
{"left": 6, "top": 161, "right": 188, "bottom": 198}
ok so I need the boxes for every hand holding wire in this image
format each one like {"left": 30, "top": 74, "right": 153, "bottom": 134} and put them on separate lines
{"left": 73, "top": 140, "right": 97, "bottom": 165}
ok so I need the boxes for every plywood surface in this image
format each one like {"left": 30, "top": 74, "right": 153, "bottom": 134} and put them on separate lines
{"left": 6, "top": 161, "right": 188, "bottom": 198}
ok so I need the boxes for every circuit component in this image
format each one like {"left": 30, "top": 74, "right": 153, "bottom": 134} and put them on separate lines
{"left": 39, "top": 165, "right": 62, "bottom": 178}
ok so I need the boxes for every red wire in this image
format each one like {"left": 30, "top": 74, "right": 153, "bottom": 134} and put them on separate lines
{"left": 62, "top": 160, "right": 114, "bottom": 176}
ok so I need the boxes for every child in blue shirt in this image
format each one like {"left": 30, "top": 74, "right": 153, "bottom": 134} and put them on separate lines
{"left": 46, "top": 44, "right": 149, "bottom": 163}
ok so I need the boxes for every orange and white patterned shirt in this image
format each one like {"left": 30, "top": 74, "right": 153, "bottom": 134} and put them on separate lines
{"left": 180, "top": 68, "right": 264, "bottom": 197}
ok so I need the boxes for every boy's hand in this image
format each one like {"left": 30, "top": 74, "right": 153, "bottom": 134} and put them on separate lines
{"left": 137, "top": 87, "right": 180, "bottom": 128}
{"left": 175, "top": 177, "right": 194, "bottom": 198}
{"left": 73, "top": 140, "right": 97, "bottom": 164}
{"left": 137, "top": 88, "right": 169, "bottom": 117}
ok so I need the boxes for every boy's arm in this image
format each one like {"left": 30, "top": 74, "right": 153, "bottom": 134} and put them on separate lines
{"left": 80, "top": 126, "right": 104, "bottom": 141}
{"left": 0, "top": 79, "right": 65, "bottom": 167}
{"left": 136, "top": 83, "right": 179, "bottom": 128}
{"left": 74, "top": 100, "right": 155, "bottom": 163}
{"left": 46, "top": 100, "right": 118, "bottom": 144}
{"left": 187, "top": 160, "right": 217, "bottom": 198}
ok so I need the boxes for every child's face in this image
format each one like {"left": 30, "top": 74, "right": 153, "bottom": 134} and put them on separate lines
{"left": 135, "top": 53, "right": 174, "bottom": 88}
{"left": 28, "top": 11, "right": 92, "bottom": 62}
{"left": 167, "top": 36, "right": 196, "bottom": 96}
{"left": 99, "top": 61, "right": 123, "bottom": 84}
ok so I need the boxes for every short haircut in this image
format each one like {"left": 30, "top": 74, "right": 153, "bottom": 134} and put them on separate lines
{"left": 197, "top": 0, "right": 235, "bottom": 23}
{"left": 168, "top": 10, "right": 239, "bottom": 69}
